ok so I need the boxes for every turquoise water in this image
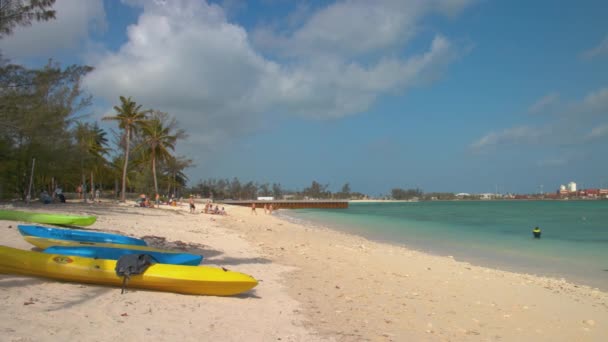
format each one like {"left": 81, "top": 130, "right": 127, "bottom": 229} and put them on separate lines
{"left": 282, "top": 201, "right": 608, "bottom": 290}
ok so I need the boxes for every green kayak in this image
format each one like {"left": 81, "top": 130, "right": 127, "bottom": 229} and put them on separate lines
{"left": 0, "top": 209, "right": 97, "bottom": 226}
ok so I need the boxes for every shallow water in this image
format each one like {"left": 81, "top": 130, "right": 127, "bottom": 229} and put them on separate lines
{"left": 281, "top": 201, "right": 608, "bottom": 290}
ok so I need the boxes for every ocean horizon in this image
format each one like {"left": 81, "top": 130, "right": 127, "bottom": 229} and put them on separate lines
{"left": 279, "top": 200, "right": 608, "bottom": 290}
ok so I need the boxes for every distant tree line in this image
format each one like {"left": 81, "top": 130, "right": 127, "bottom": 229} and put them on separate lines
{"left": 390, "top": 188, "right": 458, "bottom": 201}
{"left": 189, "top": 179, "right": 366, "bottom": 200}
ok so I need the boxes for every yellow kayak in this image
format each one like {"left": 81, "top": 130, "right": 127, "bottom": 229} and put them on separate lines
{"left": 0, "top": 246, "right": 257, "bottom": 296}
{"left": 23, "top": 236, "right": 180, "bottom": 253}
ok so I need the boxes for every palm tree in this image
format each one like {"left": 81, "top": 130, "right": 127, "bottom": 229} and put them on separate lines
{"left": 102, "top": 96, "right": 148, "bottom": 202}
{"left": 163, "top": 155, "right": 193, "bottom": 197}
{"left": 139, "top": 111, "right": 186, "bottom": 196}
{"left": 74, "top": 122, "right": 109, "bottom": 202}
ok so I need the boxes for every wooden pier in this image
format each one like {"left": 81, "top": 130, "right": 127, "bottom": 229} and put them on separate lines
{"left": 218, "top": 200, "right": 348, "bottom": 209}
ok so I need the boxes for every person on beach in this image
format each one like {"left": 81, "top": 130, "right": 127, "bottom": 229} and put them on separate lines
{"left": 40, "top": 190, "right": 52, "bottom": 204}
{"left": 82, "top": 183, "right": 87, "bottom": 202}
{"left": 76, "top": 185, "right": 82, "bottom": 200}
{"left": 155, "top": 193, "right": 160, "bottom": 208}
{"left": 533, "top": 226, "right": 542, "bottom": 239}
{"left": 269, "top": 203, "right": 274, "bottom": 215}
{"left": 95, "top": 188, "right": 101, "bottom": 203}
{"left": 189, "top": 195, "right": 196, "bottom": 213}
{"left": 138, "top": 193, "right": 146, "bottom": 207}
{"left": 251, "top": 202, "right": 257, "bottom": 215}
{"left": 220, "top": 207, "right": 226, "bottom": 215}
{"left": 54, "top": 185, "right": 65, "bottom": 203}
{"left": 264, "top": 203, "right": 268, "bottom": 214}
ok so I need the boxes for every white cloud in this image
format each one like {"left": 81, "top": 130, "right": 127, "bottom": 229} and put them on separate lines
{"left": 582, "top": 87, "right": 608, "bottom": 112}
{"left": 0, "top": 0, "right": 106, "bottom": 59}
{"left": 85, "top": 0, "right": 471, "bottom": 147}
{"left": 471, "top": 86, "right": 608, "bottom": 151}
{"left": 470, "top": 126, "right": 542, "bottom": 151}
{"left": 587, "top": 123, "right": 608, "bottom": 139}
{"left": 528, "top": 92, "right": 559, "bottom": 114}
{"left": 253, "top": 0, "right": 473, "bottom": 58}
{"left": 580, "top": 34, "right": 608, "bottom": 60}
{"left": 536, "top": 158, "right": 567, "bottom": 167}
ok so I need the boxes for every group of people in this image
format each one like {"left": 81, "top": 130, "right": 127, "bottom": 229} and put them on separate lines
{"left": 136, "top": 193, "right": 183, "bottom": 208}
{"left": 137, "top": 194, "right": 153, "bottom": 208}
{"left": 251, "top": 202, "right": 274, "bottom": 215}
{"left": 39, "top": 186, "right": 65, "bottom": 204}
{"left": 202, "top": 200, "right": 226, "bottom": 215}
{"left": 37, "top": 185, "right": 75, "bottom": 204}
{"left": 187, "top": 196, "right": 226, "bottom": 215}
{"left": 75, "top": 185, "right": 101, "bottom": 203}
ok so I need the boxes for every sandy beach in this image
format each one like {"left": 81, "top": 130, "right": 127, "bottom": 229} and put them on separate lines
{"left": 1, "top": 201, "right": 606, "bottom": 341}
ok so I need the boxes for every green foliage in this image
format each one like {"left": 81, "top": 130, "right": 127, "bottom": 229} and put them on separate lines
{"left": 163, "top": 155, "right": 193, "bottom": 196}
{"left": 138, "top": 110, "right": 187, "bottom": 194}
{"left": 189, "top": 179, "right": 363, "bottom": 201}
{"left": 0, "top": 0, "right": 56, "bottom": 38}
{"left": 0, "top": 60, "right": 93, "bottom": 199}
{"left": 103, "top": 96, "right": 149, "bottom": 201}
{"left": 422, "top": 192, "right": 456, "bottom": 200}
{"left": 303, "top": 180, "right": 330, "bottom": 199}
{"left": 0, "top": 0, "right": 190, "bottom": 201}
{"left": 391, "top": 188, "right": 423, "bottom": 200}
{"left": 272, "top": 183, "right": 283, "bottom": 199}
{"left": 335, "top": 182, "right": 351, "bottom": 199}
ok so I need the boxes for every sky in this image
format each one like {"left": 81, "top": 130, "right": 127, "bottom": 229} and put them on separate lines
{"left": 1, "top": 0, "right": 607, "bottom": 196}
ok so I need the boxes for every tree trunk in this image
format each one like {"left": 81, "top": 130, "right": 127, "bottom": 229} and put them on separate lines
{"left": 90, "top": 170, "right": 94, "bottom": 202}
{"left": 152, "top": 152, "right": 158, "bottom": 196}
{"left": 120, "top": 127, "right": 130, "bottom": 202}
{"left": 173, "top": 172, "right": 176, "bottom": 197}
{"left": 80, "top": 156, "right": 85, "bottom": 202}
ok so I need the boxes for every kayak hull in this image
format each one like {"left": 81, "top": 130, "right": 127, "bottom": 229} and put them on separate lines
{"left": 0, "top": 209, "right": 96, "bottom": 226}
{"left": 0, "top": 246, "right": 257, "bottom": 296}
{"left": 24, "top": 236, "right": 172, "bottom": 252}
{"left": 43, "top": 246, "right": 203, "bottom": 266}
{"left": 18, "top": 225, "right": 147, "bottom": 246}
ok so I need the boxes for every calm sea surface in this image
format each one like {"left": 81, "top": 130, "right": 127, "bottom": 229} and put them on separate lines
{"left": 279, "top": 201, "right": 608, "bottom": 290}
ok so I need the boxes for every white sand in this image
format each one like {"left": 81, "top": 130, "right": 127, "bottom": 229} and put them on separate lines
{"left": 1, "top": 201, "right": 606, "bottom": 341}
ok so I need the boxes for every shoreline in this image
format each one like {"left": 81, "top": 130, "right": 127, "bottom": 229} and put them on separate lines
{"left": 275, "top": 208, "right": 608, "bottom": 292}
{"left": 1, "top": 201, "right": 607, "bottom": 341}
{"left": 218, "top": 205, "right": 607, "bottom": 340}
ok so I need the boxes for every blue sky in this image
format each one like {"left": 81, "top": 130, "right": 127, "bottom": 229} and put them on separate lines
{"left": 2, "top": 0, "right": 607, "bottom": 195}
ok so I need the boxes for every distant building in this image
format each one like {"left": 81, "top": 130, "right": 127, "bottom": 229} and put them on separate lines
{"left": 479, "top": 193, "right": 494, "bottom": 200}
{"left": 568, "top": 182, "right": 577, "bottom": 192}
{"left": 257, "top": 196, "right": 274, "bottom": 201}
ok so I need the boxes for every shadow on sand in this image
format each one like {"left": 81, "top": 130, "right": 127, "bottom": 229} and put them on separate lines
{"left": 140, "top": 235, "right": 272, "bottom": 267}
{"left": 0, "top": 275, "right": 47, "bottom": 288}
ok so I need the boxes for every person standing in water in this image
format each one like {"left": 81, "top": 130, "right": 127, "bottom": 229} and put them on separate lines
{"left": 533, "top": 226, "right": 542, "bottom": 239}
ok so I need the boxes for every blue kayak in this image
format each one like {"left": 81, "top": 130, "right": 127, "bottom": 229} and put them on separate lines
{"left": 43, "top": 246, "right": 203, "bottom": 266}
{"left": 18, "top": 225, "right": 147, "bottom": 246}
